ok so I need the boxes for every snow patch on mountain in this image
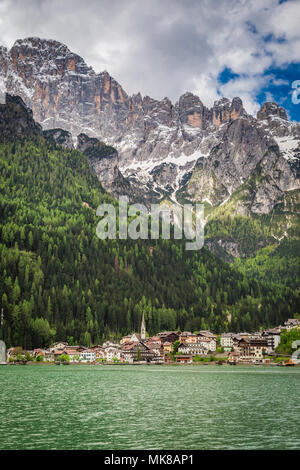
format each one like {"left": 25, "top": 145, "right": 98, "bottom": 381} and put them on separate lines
{"left": 275, "top": 136, "right": 300, "bottom": 161}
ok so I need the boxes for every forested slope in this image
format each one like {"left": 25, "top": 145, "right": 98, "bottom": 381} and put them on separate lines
{"left": 0, "top": 96, "right": 299, "bottom": 349}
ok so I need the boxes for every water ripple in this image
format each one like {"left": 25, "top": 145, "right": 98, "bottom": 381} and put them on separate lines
{"left": 0, "top": 365, "right": 300, "bottom": 449}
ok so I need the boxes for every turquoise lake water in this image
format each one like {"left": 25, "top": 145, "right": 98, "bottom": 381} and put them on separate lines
{"left": 0, "top": 364, "right": 299, "bottom": 450}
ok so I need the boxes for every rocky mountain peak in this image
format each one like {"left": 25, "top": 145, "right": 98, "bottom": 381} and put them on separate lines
{"left": 1, "top": 37, "right": 130, "bottom": 137}
{"left": 178, "top": 92, "right": 209, "bottom": 129}
{"left": 179, "top": 91, "right": 204, "bottom": 107}
{"left": 1, "top": 37, "right": 299, "bottom": 214}
{"left": 213, "top": 97, "right": 231, "bottom": 106}
{"left": 12, "top": 37, "right": 71, "bottom": 53}
{"left": 212, "top": 96, "right": 246, "bottom": 127}
{"left": 257, "top": 101, "right": 288, "bottom": 121}
{"left": 10, "top": 37, "right": 94, "bottom": 81}
{"left": 231, "top": 96, "right": 244, "bottom": 113}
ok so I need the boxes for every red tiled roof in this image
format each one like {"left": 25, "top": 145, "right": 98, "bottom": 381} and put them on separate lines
{"left": 122, "top": 342, "right": 139, "bottom": 351}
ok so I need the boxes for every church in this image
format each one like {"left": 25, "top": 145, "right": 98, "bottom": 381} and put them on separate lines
{"left": 128, "top": 312, "right": 146, "bottom": 343}
{"left": 120, "top": 313, "right": 154, "bottom": 363}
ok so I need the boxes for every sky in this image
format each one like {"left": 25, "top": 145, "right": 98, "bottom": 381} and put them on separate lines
{"left": 0, "top": 0, "right": 299, "bottom": 120}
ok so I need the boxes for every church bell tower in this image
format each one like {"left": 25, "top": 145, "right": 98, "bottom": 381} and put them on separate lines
{"left": 141, "top": 313, "right": 146, "bottom": 340}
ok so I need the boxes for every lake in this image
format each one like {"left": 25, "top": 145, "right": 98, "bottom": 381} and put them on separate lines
{"left": 0, "top": 364, "right": 299, "bottom": 450}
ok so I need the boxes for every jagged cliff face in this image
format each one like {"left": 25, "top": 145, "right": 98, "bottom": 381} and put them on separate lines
{"left": 0, "top": 38, "right": 129, "bottom": 139}
{"left": 181, "top": 114, "right": 300, "bottom": 214}
{"left": 76, "top": 133, "right": 137, "bottom": 198}
{"left": 1, "top": 37, "right": 299, "bottom": 213}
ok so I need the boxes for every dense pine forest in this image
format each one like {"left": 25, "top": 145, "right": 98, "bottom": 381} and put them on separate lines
{"left": 0, "top": 97, "right": 299, "bottom": 349}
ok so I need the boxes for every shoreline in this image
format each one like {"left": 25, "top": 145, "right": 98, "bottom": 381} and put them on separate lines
{"left": 3, "top": 361, "right": 298, "bottom": 367}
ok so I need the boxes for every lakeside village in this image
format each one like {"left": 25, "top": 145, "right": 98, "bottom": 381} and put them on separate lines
{"left": 4, "top": 316, "right": 300, "bottom": 366}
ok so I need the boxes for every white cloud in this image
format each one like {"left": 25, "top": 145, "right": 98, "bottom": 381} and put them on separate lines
{"left": 267, "top": 0, "right": 300, "bottom": 40}
{"left": 190, "top": 74, "right": 221, "bottom": 108}
{"left": 218, "top": 75, "right": 268, "bottom": 115}
{"left": 0, "top": 0, "right": 299, "bottom": 115}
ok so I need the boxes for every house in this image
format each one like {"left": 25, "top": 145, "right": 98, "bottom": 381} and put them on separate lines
{"left": 284, "top": 319, "right": 300, "bottom": 331}
{"left": 157, "top": 331, "right": 180, "bottom": 344}
{"left": 198, "top": 330, "right": 217, "bottom": 339}
{"left": 129, "top": 333, "right": 142, "bottom": 343}
{"left": 65, "top": 349, "right": 80, "bottom": 362}
{"left": 227, "top": 334, "right": 243, "bottom": 351}
{"left": 90, "top": 345, "right": 106, "bottom": 360}
{"left": 238, "top": 332, "right": 251, "bottom": 338}
{"left": 80, "top": 349, "right": 96, "bottom": 363}
{"left": 33, "top": 348, "right": 45, "bottom": 358}
{"left": 261, "top": 329, "right": 281, "bottom": 353}
{"left": 146, "top": 341, "right": 162, "bottom": 352}
{"left": 44, "top": 350, "right": 54, "bottom": 362}
{"left": 7, "top": 348, "right": 28, "bottom": 361}
{"left": 50, "top": 342, "right": 68, "bottom": 352}
{"left": 179, "top": 332, "right": 197, "bottom": 343}
{"left": 238, "top": 338, "right": 268, "bottom": 361}
{"left": 250, "top": 338, "right": 268, "bottom": 360}
{"left": 65, "top": 345, "right": 86, "bottom": 361}
{"left": 175, "top": 355, "right": 193, "bottom": 364}
{"left": 228, "top": 351, "right": 240, "bottom": 364}
{"left": 121, "top": 341, "right": 153, "bottom": 363}
{"left": 196, "top": 336, "right": 216, "bottom": 352}
{"left": 150, "top": 336, "right": 162, "bottom": 343}
{"left": 220, "top": 333, "right": 234, "bottom": 349}
{"left": 104, "top": 345, "right": 122, "bottom": 362}
{"left": 53, "top": 349, "right": 66, "bottom": 360}
{"left": 94, "top": 348, "right": 106, "bottom": 361}
{"left": 236, "top": 338, "right": 249, "bottom": 356}
{"left": 147, "top": 342, "right": 164, "bottom": 362}
{"left": 32, "top": 348, "right": 53, "bottom": 362}
{"left": 197, "top": 331, "right": 217, "bottom": 351}
{"left": 120, "top": 336, "right": 131, "bottom": 346}
{"left": 178, "top": 342, "right": 208, "bottom": 357}
{"left": 65, "top": 347, "right": 86, "bottom": 362}
{"left": 102, "top": 341, "right": 119, "bottom": 349}
{"left": 162, "top": 341, "right": 172, "bottom": 354}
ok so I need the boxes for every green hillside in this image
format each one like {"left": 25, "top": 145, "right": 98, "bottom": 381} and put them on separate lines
{"left": 0, "top": 97, "right": 299, "bottom": 349}
{"left": 0, "top": 135, "right": 299, "bottom": 349}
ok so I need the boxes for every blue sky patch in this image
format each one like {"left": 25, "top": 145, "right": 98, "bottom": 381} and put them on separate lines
{"left": 217, "top": 67, "right": 240, "bottom": 85}
{"left": 256, "top": 63, "right": 300, "bottom": 121}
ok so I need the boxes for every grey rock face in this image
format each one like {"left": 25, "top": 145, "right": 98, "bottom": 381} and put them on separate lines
{"left": 211, "top": 96, "right": 246, "bottom": 127}
{"left": 178, "top": 92, "right": 210, "bottom": 130}
{"left": 257, "top": 102, "right": 287, "bottom": 121}
{"left": 182, "top": 114, "right": 300, "bottom": 215}
{"left": 206, "top": 239, "right": 241, "bottom": 259}
{"left": 1, "top": 37, "right": 299, "bottom": 215}
{"left": 76, "top": 133, "right": 146, "bottom": 201}
{"left": 43, "top": 128, "right": 74, "bottom": 149}
{"left": 77, "top": 133, "right": 125, "bottom": 194}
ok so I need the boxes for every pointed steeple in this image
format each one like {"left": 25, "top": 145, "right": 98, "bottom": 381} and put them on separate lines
{"left": 141, "top": 312, "right": 146, "bottom": 340}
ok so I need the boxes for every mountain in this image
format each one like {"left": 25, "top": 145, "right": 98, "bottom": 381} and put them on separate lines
{"left": 1, "top": 37, "right": 299, "bottom": 215}
{"left": 2, "top": 94, "right": 299, "bottom": 348}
